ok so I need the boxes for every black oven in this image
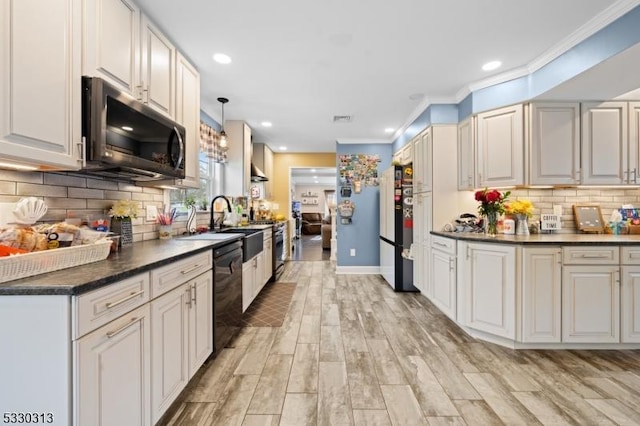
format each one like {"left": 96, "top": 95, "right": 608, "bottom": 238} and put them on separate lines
{"left": 81, "top": 76, "right": 186, "bottom": 181}
{"left": 273, "top": 223, "right": 285, "bottom": 281}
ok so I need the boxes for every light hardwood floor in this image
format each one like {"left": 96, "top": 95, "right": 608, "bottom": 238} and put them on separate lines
{"left": 161, "top": 261, "right": 640, "bottom": 425}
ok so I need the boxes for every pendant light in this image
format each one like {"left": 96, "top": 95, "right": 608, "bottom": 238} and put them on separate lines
{"left": 217, "top": 97, "right": 229, "bottom": 148}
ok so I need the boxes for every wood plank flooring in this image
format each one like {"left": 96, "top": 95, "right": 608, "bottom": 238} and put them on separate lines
{"left": 161, "top": 260, "right": 640, "bottom": 426}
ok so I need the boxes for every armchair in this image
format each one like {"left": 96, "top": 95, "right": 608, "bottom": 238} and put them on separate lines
{"left": 301, "top": 212, "right": 323, "bottom": 235}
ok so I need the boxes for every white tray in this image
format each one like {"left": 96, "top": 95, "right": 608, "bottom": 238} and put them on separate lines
{"left": 0, "top": 240, "right": 112, "bottom": 284}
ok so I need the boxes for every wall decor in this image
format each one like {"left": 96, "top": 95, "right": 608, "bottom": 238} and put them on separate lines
{"left": 339, "top": 154, "right": 381, "bottom": 187}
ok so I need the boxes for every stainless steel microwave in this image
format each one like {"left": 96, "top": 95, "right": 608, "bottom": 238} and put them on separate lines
{"left": 81, "top": 76, "right": 186, "bottom": 181}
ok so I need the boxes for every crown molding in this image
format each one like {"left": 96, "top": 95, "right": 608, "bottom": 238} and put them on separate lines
{"left": 336, "top": 138, "right": 391, "bottom": 144}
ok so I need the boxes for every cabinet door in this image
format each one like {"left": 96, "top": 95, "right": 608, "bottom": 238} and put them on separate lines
{"left": 83, "top": 0, "right": 140, "bottom": 95}
{"left": 255, "top": 252, "right": 265, "bottom": 294}
{"left": 477, "top": 104, "right": 524, "bottom": 187}
{"left": 629, "top": 102, "right": 640, "bottom": 184}
{"left": 76, "top": 304, "right": 151, "bottom": 426}
{"left": 242, "top": 260, "right": 253, "bottom": 312}
{"left": 264, "top": 238, "right": 273, "bottom": 283}
{"left": 581, "top": 101, "right": 628, "bottom": 184}
{"left": 463, "top": 243, "right": 516, "bottom": 339}
{"left": 151, "top": 284, "right": 189, "bottom": 423}
{"left": 0, "top": 0, "right": 82, "bottom": 169}
{"left": 174, "top": 52, "right": 201, "bottom": 188}
{"left": 521, "top": 248, "right": 562, "bottom": 343}
{"left": 621, "top": 266, "right": 640, "bottom": 343}
{"left": 140, "top": 14, "right": 175, "bottom": 118}
{"left": 431, "top": 249, "right": 456, "bottom": 321}
{"left": 457, "top": 117, "right": 475, "bottom": 190}
{"left": 529, "top": 103, "right": 580, "bottom": 185}
{"left": 562, "top": 266, "right": 620, "bottom": 343}
{"left": 188, "top": 272, "right": 213, "bottom": 377}
{"left": 414, "top": 130, "right": 432, "bottom": 193}
{"left": 413, "top": 195, "right": 424, "bottom": 292}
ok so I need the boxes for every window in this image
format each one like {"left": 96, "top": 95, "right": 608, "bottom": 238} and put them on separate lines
{"left": 170, "top": 152, "right": 225, "bottom": 212}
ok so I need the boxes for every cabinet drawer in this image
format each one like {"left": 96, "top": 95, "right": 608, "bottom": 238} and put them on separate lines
{"left": 562, "top": 246, "right": 619, "bottom": 265}
{"left": 151, "top": 251, "right": 212, "bottom": 297}
{"left": 431, "top": 236, "right": 456, "bottom": 255}
{"left": 74, "top": 273, "right": 150, "bottom": 339}
{"left": 621, "top": 247, "right": 640, "bottom": 264}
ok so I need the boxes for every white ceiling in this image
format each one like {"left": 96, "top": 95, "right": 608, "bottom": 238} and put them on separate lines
{"left": 136, "top": 0, "right": 632, "bottom": 152}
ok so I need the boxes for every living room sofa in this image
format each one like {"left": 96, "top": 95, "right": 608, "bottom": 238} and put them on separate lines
{"left": 301, "top": 212, "right": 323, "bottom": 235}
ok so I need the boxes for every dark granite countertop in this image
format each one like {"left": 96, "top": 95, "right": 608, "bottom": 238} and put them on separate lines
{"left": 431, "top": 231, "right": 640, "bottom": 245}
{"left": 0, "top": 236, "right": 242, "bottom": 296}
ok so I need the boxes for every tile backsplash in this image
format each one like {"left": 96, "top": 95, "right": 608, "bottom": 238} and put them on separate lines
{"left": 509, "top": 187, "right": 640, "bottom": 233}
{"left": 0, "top": 170, "right": 209, "bottom": 241}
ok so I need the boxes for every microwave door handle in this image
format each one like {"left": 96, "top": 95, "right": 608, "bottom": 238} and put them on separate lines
{"left": 170, "top": 126, "right": 184, "bottom": 171}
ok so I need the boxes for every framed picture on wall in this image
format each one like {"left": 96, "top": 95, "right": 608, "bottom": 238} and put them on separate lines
{"left": 312, "top": 199, "right": 318, "bottom": 205}
{"left": 302, "top": 198, "right": 308, "bottom": 204}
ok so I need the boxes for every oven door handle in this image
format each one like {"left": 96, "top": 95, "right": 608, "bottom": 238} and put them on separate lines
{"left": 229, "top": 260, "right": 235, "bottom": 274}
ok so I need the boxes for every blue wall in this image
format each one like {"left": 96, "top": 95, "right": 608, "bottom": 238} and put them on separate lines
{"left": 336, "top": 143, "right": 393, "bottom": 267}
{"left": 200, "top": 110, "right": 221, "bottom": 131}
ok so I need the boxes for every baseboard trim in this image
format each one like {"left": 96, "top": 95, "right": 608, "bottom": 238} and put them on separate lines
{"left": 335, "top": 266, "right": 380, "bottom": 275}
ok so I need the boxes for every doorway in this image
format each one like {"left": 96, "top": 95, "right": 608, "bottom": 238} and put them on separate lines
{"left": 289, "top": 167, "right": 336, "bottom": 261}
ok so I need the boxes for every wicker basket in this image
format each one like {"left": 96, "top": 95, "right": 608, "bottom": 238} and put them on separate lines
{"left": 0, "top": 240, "right": 112, "bottom": 284}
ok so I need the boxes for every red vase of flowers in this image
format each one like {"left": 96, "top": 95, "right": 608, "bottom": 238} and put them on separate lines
{"left": 475, "top": 188, "right": 510, "bottom": 236}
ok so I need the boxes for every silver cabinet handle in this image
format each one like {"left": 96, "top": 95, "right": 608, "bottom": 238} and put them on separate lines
{"left": 577, "top": 254, "right": 609, "bottom": 259}
{"left": 185, "top": 287, "right": 192, "bottom": 308}
{"left": 632, "top": 168, "right": 637, "bottom": 184}
{"left": 181, "top": 264, "right": 201, "bottom": 275}
{"left": 433, "top": 241, "right": 448, "bottom": 248}
{"left": 105, "top": 290, "right": 145, "bottom": 309}
{"left": 191, "top": 284, "right": 197, "bottom": 305}
{"left": 106, "top": 317, "right": 139, "bottom": 339}
{"left": 449, "top": 258, "right": 455, "bottom": 271}
{"left": 78, "top": 137, "right": 86, "bottom": 167}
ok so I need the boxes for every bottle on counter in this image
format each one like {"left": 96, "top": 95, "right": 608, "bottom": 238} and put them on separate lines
{"left": 249, "top": 206, "right": 255, "bottom": 221}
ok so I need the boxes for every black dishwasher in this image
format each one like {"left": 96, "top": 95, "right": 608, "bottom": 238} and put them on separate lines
{"left": 213, "top": 240, "right": 243, "bottom": 354}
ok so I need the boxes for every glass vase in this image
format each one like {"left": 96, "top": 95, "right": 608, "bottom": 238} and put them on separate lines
{"left": 516, "top": 214, "right": 530, "bottom": 236}
{"left": 485, "top": 211, "right": 499, "bottom": 236}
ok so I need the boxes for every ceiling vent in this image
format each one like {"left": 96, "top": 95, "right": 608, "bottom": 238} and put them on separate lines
{"left": 333, "top": 115, "right": 352, "bottom": 123}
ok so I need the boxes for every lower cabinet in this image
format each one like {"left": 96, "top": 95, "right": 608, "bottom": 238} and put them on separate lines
{"left": 460, "top": 242, "right": 516, "bottom": 339}
{"left": 151, "top": 271, "right": 212, "bottom": 423}
{"left": 76, "top": 304, "right": 151, "bottom": 426}
{"left": 242, "top": 252, "right": 266, "bottom": 312}
{"left": 622, "top": 266, "right": 640, "bottom": 343}
{"left": 431, "top": 247, "right": 456, "bottom": 321}
{"left": 521, "top": 247, "right": 562, "bottom": 343}
{"left": 562, "top": 266, "right": 620, "bottom": 343}
{"left": 264, "top": 236, "right": 273, "bottom": 283}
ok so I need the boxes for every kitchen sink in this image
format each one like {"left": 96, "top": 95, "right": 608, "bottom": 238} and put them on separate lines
{"left": 217, "top": 228, "right": 262, "bottom": 235}
{"left": 216, "top": 228, "right": 263, "bottom": 261}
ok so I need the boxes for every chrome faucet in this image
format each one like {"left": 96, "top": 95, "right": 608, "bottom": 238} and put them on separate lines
{"left": 210, "top": 195, "right": 232, "bottom": 231}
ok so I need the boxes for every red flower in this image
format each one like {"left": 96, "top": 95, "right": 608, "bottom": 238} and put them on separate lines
{"left": 474, "top": 190, "right": 485, "bottom": 202}
{"left": 475, "top": 188, "right": 510, "bottom": 217}
{"left": 485, "top": 190, "right": 500, "bottom": 203}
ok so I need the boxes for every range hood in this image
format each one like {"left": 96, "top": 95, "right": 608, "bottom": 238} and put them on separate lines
{"left": 251, "top": 163, "right": 269, "bottom": 182}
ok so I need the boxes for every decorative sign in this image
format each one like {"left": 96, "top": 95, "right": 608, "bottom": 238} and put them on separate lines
{"left": 540, "top": 213, "right": 561, "bottom": 231}
{"left": 339, "top": 154, "right": 381, "bottom": 187}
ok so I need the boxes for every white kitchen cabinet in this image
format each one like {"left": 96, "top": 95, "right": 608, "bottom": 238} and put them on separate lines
{"left": 562, "top": 265, "right": 620, "bottom": 343}
{"left": 255, "top": 251, "right": 266, "bottom": 296}
{"left": 476, "top": 104, "right": 524, "bottom": 187}
{"left": 393, "top": 142, "right": 413, "bottom": 165}
{"left": 76, "top": 304, "right": 151, "bottom": 426}
{"left": 253, "top": 143, "right": 275, "bottom": 199}
{"left": 629, "top": 102, "right": 640, "bottom": 184}
{"left": 151, "top": 270, "right": 213, "bottom": 423}
{"left": 264, "top": 232, "right": 273, "bottom": 284}
{"left": 0, "top": 0, "right": 83, "bottom": 170}
{"left": 520, "top": 247, "right": 562, "bottom": 343}
{"left": 581, "top": 101, "right": 628, "bottom": 185}
{"left": 529, "top": 102, "right": 580, "bottom": 185}
{"left": 413, "top": 129, "right": 432, "bottom": 193}
{"left": 242, "top": 251, "right": 265, "bottom": 312}
{"left": 225, "top": 121, "right": 252, "bottom": 196}
{"left": 413, "top": 192, "right": 432, "bottom": 294}
{"left": 151, "top": 283, "right": 189, "bottom": 423}
{"left": 460, "top": 242, "right": 516, "bottom": 339}
{"left": 139, "top": 14, "right": 176, "bottom": 118}
{"left": 82, "top": 0, "right": 140, "bottom": 95}
{"left": 172, "top": 52, "right": 201, "bottom": 188}
{"left": 621, "top": 266, "right": 640, "bottom": 343}
{"left": 457, "top": 117, "right": 475, "bottom": 190}
{"left": 430, "top": 239, "right": 456, "bottom": 321}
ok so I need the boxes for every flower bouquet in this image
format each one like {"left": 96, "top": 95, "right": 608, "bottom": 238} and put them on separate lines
{"left": 474, "top": 188, "right": 510, "bottom": 235}
{"left": 506, "top": 199, "right": 534, "bottom": 235}
{"left": 108, "top": 200, "right": 139, "bottom": 246}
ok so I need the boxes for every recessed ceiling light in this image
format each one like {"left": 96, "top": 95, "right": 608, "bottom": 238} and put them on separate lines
{"left": 314, "top": 181, "right": 319, "bottom": 184}
{"left": 311, "top": 169, "right": 317, "bottom": 172}
{"left": 122, "top": 126, "right": 133, "bottom": 131}
{"left": 482, "top": 60, "right": 502, "bottom": 71}
{"left": 279, "top": 146, "right": 287, "bottom": 151}
{"left": 313, "top": 176, "right": 318, "bottom": 179}
{"left": 384, "top": 128, "right": 395, "bottom": 134}
{"left": 213, "top": 53, "right": 232, "bottom": 64}
{"left": 261, "top": 121, "right": 272, "bottom": 127}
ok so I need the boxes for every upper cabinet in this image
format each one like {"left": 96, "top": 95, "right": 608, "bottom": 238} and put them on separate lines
{"left": 476, "top": 104, "right": 524, "bottom": 187}
{"left": 393, "top": 142, "right": 413, "bottom": 165}
{"left": 84, "top": 0, "right": 176, "bottom": 119}
{"left": 457, "top": 117, "right": 475, "bottom": 190}
{"left": 529, "top": 102, "right": 580, "bottom": 185}
{"left": 173, "top": 53, "right": 201, "bottom": 188}
{"left": 413, "top": 129, "right": 432, "bottom": 193}
{"left": 225, "top": 121, "right": 252, "bottom": 196}
{"left": 0, "top": 0, "right": 83, "bottom": 170}
{"left": 581, "top": 101, "right": 629, "bottom": 185}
